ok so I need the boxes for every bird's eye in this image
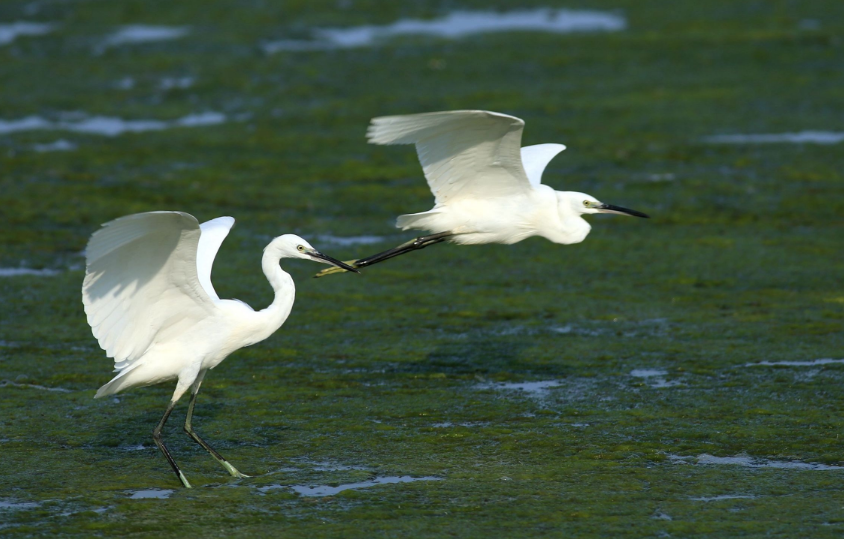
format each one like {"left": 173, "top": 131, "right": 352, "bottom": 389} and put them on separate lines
{"left": 297, "top": 245, "right": 305, "bottom": 252}
{"left": 583, "top": 200, "right": 589, "bottom": 207}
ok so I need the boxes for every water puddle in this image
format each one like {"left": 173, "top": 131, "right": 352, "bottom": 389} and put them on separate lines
{"left": 0, "top": 267, "right": 60, "bottom": 276}
{"left": 303, "top": 460, "right": 368, "bottom": 472}
{"left": 315, "top": 234, "right": 387, "bottom": 247}
{"left": 691, "top": 494, "right": 756, "bottom": 502}
{"left": 100, "top": 25, "right": 189, "bottom": 49}
{"left": 31, "top": 139, "right": 76, "bottom": 152}
{"left": 0, "top": 380, "right": 72, "bottom": 392}
{"left": 745, "top": 358, "right": 844, "bottom": 367}
{"left": 159, "top": 76, "right": 195, "bottom": 90}
{"left": 264, "top": 8, "right": 626, "bottom": 52}
{"left": 0, "top": 112, "right": 226, "bottom": 137}
{"left": 631, "top": 369, "right": 680, "bottom": 388}
{"left": 704, "top": 131, "right": 844, "bottom": 145}
{"left": 549, "top": 324, "right": 606, "bottom": 337}
{"left": 127, "top": 489, "right": 174, "bottom": 499}
{"left": 0, "top": 22, "right": 53, "bottom": 46}
{"left": 631, "top": 369, "right": 668, "bottom": 378}
{"left": 121, "top": 444, "right": 148, "bottom": 451}
{"left": 480, "top": 380, "right": 563, "bottom": 397}
{"left": 289, "top": 476, "right": 440, "bottom": 497}
{"left": 669, "top": 453, "right": 844, "bottom": 471}
{"left": 431, "top": 421, "right": 488, "bottom": 428}
{"left": 0, "top": 500, "right": 40, "bottom": 510}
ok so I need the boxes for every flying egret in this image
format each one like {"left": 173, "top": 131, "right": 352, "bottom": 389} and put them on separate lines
{"left": 315, "top": 110, "right": 648, "bottom": 277}
{"left": 82, "top": 211, "right": 357, "bottom": 488}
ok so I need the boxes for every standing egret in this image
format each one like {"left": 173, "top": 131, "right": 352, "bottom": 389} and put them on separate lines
{"left": 315, "top": 110, "right": 648, "bottom": 277}
{"left": 82, "top": 211, "right": 357, "bottom": 488}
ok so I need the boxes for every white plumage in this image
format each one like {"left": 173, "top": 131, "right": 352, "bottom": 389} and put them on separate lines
{"left": 317, "top": 110, "right": 648, "bottom": 276}
{"left": 82, "top": 211, "right": 356, "bottom": 487}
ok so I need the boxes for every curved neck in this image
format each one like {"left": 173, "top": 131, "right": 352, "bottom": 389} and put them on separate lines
{"left": 542, "top": 190, "right": 592, "bottom": 245}
{"left": 258, "top": 250, "right": 296, "bottom": 331}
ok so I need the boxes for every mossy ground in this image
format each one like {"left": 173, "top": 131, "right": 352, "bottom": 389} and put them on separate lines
{"left": 1, "top": 0, "right": 843, "bottom": 536}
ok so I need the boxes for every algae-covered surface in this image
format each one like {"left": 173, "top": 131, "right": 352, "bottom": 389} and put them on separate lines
{"left": 2, "top": 0, "right": 843, "bottom": 536}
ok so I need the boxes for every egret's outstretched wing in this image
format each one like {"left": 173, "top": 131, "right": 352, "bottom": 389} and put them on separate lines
{"left": 368, "top": 110, "right": 532, "bottom": 204}
{"left": 197, "top": 216, "right": 235, "bottom": 301}
{"left": 520, "top": 143, "right": 566, "bottom": 186}
{"left": 82, "top": 212, "right": 217, "bottom": 371}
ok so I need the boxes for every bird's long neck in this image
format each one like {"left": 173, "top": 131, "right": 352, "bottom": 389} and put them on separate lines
{"left": 539, "top": 189, "right": 591, "bottom": 245}
{"left": 253, "top": 250, "right": 296, "bottom": 340}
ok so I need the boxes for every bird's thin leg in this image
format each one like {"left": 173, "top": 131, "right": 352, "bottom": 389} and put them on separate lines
{"left": 314, "top": 232, "right": 453, "bottom": 277}
{"left": 152, "top": 399, "right": 192, "bottom": 488}
{"left": 183, "top": 374, "right": 249, "bottom": 479}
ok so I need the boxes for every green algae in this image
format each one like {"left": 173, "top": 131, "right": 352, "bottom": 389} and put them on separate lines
{"left": 2, "top": 0, "right": 844, "bottom": 537}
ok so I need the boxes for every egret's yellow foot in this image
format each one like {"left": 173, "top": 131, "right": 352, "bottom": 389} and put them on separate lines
{"left": 178, "top": 470, "right": 193, "bottom": 488}
{"left": 314, "top": 260, "right": 359, "bottom": 278}
{"left": 222, "top": 461, "right": 250, "bottom": 478}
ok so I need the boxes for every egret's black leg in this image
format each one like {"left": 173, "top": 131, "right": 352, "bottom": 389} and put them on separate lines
{"left": 152, "top": 399, "right": 192, "bottom": 488}
{"left": 314, "top": 232, "right": 453, "bottom": 277}
{"left": 183, "top": 377, "right": 249, "bottom": 478}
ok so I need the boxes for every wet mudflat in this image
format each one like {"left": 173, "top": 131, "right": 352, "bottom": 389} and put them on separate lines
{"left": 1, "top": 0, "right": 843, "bottom": 537}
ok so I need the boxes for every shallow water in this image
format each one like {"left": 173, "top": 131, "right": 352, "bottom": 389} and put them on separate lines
{"left": 704, "top": 131, "right": 844, "bottom": 144}
{"left": 100, "top": 25, "right": 189, "bottom": 49}
{"left": 0, "top": 112, "right": 225, "bottom": 137}
{"left": 745, "top": 358, "right": 844, "bottom": 367}
{"left": 3, "top": 1, "right": 844, "bottom": 536}
{"left": 289, "top": 476, "right": 441, "bottom": 497}
{"left": 264, "top": 8, "right": 625, "bottom": 52}
{"left": 0, "top": 380, "right": 72, "bottom": 392}
{"left": 0, "top": 267, "right": 60, "bottom": 276}
{"left": 127, "top": 489, "right": 174, "bottom": 499}
{"left": 690, "top": 495, "right": 756, "bottom": 502}
{"left": 670, "top": 454, "right": 844, "bottom": 471}
{"left": 480, "top": 380, "right": 563, "bottom": 396}
{"left": 0, "top": 22, "right": 53, "bottom": 46}
{"left": 30, "top": 139, "right": 77, "bottom": 152}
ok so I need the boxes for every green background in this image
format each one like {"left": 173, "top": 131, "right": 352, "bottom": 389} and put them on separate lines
{"left": 1, "top": 0, "right": 843, "bottom": 536}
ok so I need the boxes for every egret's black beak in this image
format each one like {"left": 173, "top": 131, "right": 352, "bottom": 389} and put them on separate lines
{"left": 309, "top": 251, "right": 360, "bottom": 273}
{"left": 598, "top": 203, "right": 650, "bottom": 218}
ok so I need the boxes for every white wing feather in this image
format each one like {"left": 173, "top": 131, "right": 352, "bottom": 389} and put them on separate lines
{"left": 367, "top": 110, "right": 532, "bottom": 204}
{"left": 520, "top": 143, "right": 566, "bottom": 186}
{"left": 82, "top": 212, "right": 218, "bottom": 372}
{"left": 197, "top": 216, "right": 235, "bottom": 301}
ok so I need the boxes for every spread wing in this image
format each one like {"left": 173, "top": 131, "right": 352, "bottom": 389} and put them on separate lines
{"left": 197, "top": 216, "right": 235, "bottom": 301}
{"left": 82, "top": 211, "right": 219, "bottom": 371}
{"left": 520, "top": 143, "right": 566, "bottom": 186}
{"left": 367, "top": 110, "right": 532, "bottom": 204}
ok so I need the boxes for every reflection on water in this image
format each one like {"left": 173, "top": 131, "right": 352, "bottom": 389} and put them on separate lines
{"left": 101, "top": 25, "right": 189, "bottom": 49}
{"left": 691, "top": 494, "right": 756, "bottom": 502}
{"left": 704, "top": 131, "right": 844, "bottom": 145}
{"left": 0, "top": 22, "right": 53, "bottom": 46}
{"left": 477, "top": 380, "right": 563, "bottom": 399}
{"left": 630, "top": 368, "right": 680, "bottom": 389}
{"left": 0, "top": 267, "right": 60, "bottom": 276}
{"left": 291, "top": 476, "right": 440, "bottom": 497}
{"left": 31, "top": 139, "right": 77, "bottom": 152}
{"left": 0, "top": 500, "right": 40, "bottom": 510}
{"left": 128, "top": 489, "right": 174, "bottom": 499}
{"left": 0, "top": 380, "right": 72, "bottom": 392}
{"left": 670, "top": 453, "right": 844, "bottom": 471}
{"left": 265, "top": 8, "right": 626, "bottom": 52}
{"left": 745, "top": 358, "right": 844, "bottom": 367}
{"left": 0, "top": 112, "right": 225, "bottom": 137}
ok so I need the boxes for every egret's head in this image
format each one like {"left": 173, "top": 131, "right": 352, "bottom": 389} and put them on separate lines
{"left": 557, "top": 191, "right": 650, "bottom": 219}
{"left": 267, "top": 235, "right": 359, "bottom": 273}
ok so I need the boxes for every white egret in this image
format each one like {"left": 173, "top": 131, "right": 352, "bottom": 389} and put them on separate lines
{"left": 316, "top": 110, "right": 648, "bottom": 277}
{"left": 82, "top": 211, "right": 357, "bottom": 488}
